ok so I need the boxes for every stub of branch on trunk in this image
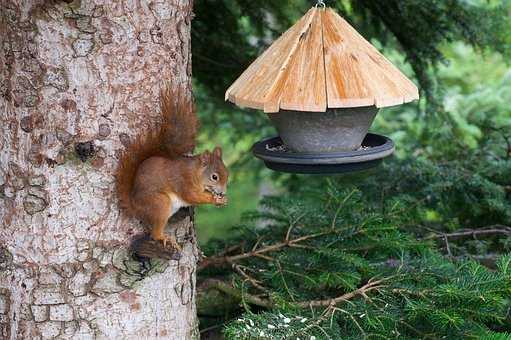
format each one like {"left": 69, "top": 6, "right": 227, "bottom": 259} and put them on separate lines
{"left": 129, "top": 207, "right": 194, "bottom": 261}
{"left": 131, "top": 234, "right": 182, "bottom": 261}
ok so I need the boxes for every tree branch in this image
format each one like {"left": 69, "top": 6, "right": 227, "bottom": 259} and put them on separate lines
{"left": 422, "top": 225, "right": 511, "bottom": 241}
{"left": 295, "top": 277, "right": 388, "bottom": 308}
{"left": 199, "top": 276, "right": 389, "bottom": 310}
{"left": 198, "top": 231, "right": 330, "bottom": 270}
{"left": 199, "top": 279, "right": 272, "bottom": 308}
{"left": 231, "top": 262, "right": 268, "bottom": 292}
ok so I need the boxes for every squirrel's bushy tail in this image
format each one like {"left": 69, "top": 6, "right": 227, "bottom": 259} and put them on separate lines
{"left": 159, "top": 82, "right": 198, "bottom": 158}
{"left": 115, "top": 84, "right": 198, "bottom": 214}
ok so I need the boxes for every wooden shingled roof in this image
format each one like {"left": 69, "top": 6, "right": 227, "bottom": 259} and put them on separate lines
{"left": 225, "top": 7, "right": 419, "bottom": 113}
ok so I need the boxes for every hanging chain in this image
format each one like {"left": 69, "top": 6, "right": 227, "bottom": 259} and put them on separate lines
{"left": 315, "top": 0, "right": 326, "bottom": 8}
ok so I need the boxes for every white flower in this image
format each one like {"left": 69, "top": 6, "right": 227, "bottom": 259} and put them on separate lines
{"left": 279, "top": 313, "right": 285, "bottom": 318}
{"left": 283, "top": 317, "right": 291, "bottom": 323}
{"left": 249, "top": 319, "right": 254, "bottom": 326}
{"left": 311, "top": 337, "right": 317, "bottom": 340}
{"left": 359, "top": 313, "right": 366, "bottom": 318}
{"left": 259, "top": 331, "right": 265, "bottom": 337}
{"left": 300, "top": 318, "right": 307, "bottom": 323}
{"left": 268, "top": 324, "right": 276, "bottom": 329}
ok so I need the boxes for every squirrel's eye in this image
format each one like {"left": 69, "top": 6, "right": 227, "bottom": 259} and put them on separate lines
{"left": 211, "top": 173, "right": 219, "bottom": 182}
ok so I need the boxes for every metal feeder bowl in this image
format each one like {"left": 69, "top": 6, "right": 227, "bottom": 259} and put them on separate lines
{"left": 252, "top": 133, "right": 394, "bottom": 174}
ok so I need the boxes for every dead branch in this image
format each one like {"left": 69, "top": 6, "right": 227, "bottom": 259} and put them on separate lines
{"left": 422, "top": 225, "right": 511, "bottom": 241}
{"left": 199, "top": 279, "right": 273, "bottom": 308}
{"left": 295, "top": 277, "right": 388, "bottom": 308}
{"left": 199, "top": 276, "right": 389, "bottom": 310}
{"left": 198, "top": 231, "right": 330, "bottom": 271}
{"left": 231, "top": 262, "right": 268, "bottom": 292}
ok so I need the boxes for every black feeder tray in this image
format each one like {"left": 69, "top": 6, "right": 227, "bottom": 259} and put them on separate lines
{"left": 252, "top": 133, "right": 394, "bottom": 174}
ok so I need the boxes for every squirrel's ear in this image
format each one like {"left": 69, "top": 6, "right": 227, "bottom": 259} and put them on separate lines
{"left": 200, "top": 151, "right": 211, "bottom": 166}
{"left": 213, "top": 146, "right": 222, "bottom": 158}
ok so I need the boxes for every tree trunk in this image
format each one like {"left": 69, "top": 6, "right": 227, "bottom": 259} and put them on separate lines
{"left": 0, "top": 1, "right": 198, "bottom": 339}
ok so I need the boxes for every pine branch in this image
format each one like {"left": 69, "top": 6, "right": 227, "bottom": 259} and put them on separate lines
{"left": 422, "top": 225, "right": 511, "bottom": 241}
{"left": 453, "top": 253, "right": 502, "bottom": 269}
{"left": 199, "top": 279, "right": 273, "bottom": 308}
{"left": 287, "top": 306, "right": 337, "bottom": 339}
{"left": 488, "top": 126, "right": 511, "bottom": 160}
{"left": 231, "top": 263, "right": 268, "bottom": 292}
{"left": 199, "top": 276, "right": 390, "bottom": 309}
{"left": 198, "top": 231, "right": 331, "bottom": 270}
{"left": 295, "top": 277, "right": 389, "bottom": 308}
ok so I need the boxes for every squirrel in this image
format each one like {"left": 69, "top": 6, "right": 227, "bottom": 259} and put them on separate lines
{"left": 115, "top": 84, "right": 228, "bottom": 251}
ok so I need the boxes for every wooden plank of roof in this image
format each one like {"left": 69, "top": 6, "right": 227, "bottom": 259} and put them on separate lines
{"left": 263, "top": 9, "right": 317, "bottom": 113}
{"left": 327, "top": 9, "right": 419, "bottom": 106}
{"left": 277, "top": 8, "right": 327, "bottom": 112}
{"left": 354, "top": 50, "right": 405, "bottom": 108}
{"left": 365, "top": 52, "right": 419, "bottom": 104}
{"left": 322, "top": 9, "right": 374, "bottom": 108}
{"left": 225, "top": 7, "right": 419, "bottom": 111}
{"left": 226, "top": 9, "right": 315, "bottom": 111}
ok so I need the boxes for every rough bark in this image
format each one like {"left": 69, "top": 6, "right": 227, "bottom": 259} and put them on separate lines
{"left": 0, "top": 1, "right": 198, "bottom": 339}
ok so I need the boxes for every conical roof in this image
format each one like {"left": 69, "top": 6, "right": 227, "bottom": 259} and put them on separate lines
{"left": 225, "top": 7, "right": 419, "bottom": 113}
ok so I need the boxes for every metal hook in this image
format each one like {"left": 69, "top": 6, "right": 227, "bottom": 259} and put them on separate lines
{"left": 315, "top": 0, "right": 326, "bottom": 8}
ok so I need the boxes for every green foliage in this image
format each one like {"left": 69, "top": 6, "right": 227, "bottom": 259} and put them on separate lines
{"left": 481, "top": 332, "right": 511, "bottom": 340}
{"left": 375, "top": 43, "right": 511, "bottom": 162}
{"left": 347, "top": 0, "right": 511, "bottom": 106}
{"left": 199, "top": 149, "right": 511, "bottom": 338}
{"left": 359, "top": 158, "right": 511, "bottom": 228}
{"left": 193, "top": 1, "right": 511, "bottom": 338}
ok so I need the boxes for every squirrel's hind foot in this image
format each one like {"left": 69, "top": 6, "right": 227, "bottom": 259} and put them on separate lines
{"left": 151, "top": 229, "right": 182, "bottom": 252}
{"left": 150, "top": 228, "right": 182, "bottom": 252}
{"left": 131, "top": 234, "right": 182, "bottom": 261}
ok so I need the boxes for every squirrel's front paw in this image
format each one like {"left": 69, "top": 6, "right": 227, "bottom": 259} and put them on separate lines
{"left": 214, "top": 195, "right": 228, "bottom": 206}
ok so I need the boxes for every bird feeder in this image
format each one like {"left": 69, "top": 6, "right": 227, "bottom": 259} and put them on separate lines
{"left": 225, "top": 6, "right": 419, "bottom": 174}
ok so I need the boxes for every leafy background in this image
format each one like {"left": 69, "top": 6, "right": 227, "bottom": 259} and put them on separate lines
{"left": 190, "top": 0, "right": 511, "bottom": 338}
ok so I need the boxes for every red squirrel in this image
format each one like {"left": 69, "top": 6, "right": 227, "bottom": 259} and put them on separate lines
{"left": 115, "top": 84, "right": 228, "bottom": 251}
